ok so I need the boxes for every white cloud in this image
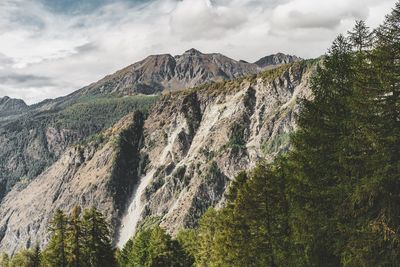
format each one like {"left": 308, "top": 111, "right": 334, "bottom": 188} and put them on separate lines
{"left": 0, "top": 0, "right": 397, "bottom": 104}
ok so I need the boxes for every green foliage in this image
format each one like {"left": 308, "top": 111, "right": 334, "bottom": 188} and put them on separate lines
{"left": 39, "top": 206, "right": 115, "bottom": 267}
{"left": 6, "top": 4, "right": 400, "bottom": 266}
{"left": 261, "top": 132, "right": 291, "bottom": 154}
{"left": 174, "top": 5, "right": 400, "bottom": 266}
{"left": 8, "top": 248, "right": 39, "bottom": 267}
{"left": 136, "top": 216, "right": 163, "bottom": 233}
{"left": 43, "top": 209, "right": 68, "bottom": 267}
{"left": 259, "top": 63, "right": 292, "bottom": 80}
{"left": 0, "top": 252, "right": 9, "bottom": 267}
{"left": 80, "top": 207, "right": 115, "bottom": 267}
{"left": 187, "top": 161, "right": 293, "bottom": 267}
{"left": 118, "top": 226, "right": 193, "bottom": 267}
{"left": 58, "top": 95, "right": 157, "bottom": 130}
{"left": 225, "top": 122, "right": 247, "bottom": 155}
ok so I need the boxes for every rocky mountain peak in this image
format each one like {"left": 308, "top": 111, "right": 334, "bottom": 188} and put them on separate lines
{"left": 254, "top": 53, "right": 301, "bottom": 69}
{"left": 182, "top": 48, "right": 203, "bottom": 56}
{"left": 75, "top": 49, "right": 260, "bottom": 97}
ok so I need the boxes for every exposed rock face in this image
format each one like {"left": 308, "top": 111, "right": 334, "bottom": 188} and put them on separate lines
{"left": 115, "top": 62, "right": 314, "bottom": 243}
{"left": 255, "top": 53, "right": 301, "bottom": 69}
{"left": 0, "top": 96, "right": 28, "bottom": 117}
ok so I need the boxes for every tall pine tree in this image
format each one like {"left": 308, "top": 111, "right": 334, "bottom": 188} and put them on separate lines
{"left": 81, "top": 207, "right": 115, "bottom": 267}
{"left": 43, "top": 209, "right": 68, "bottom": 267}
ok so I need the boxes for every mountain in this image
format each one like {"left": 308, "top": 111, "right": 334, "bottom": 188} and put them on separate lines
{"left": 0, "top": 59, "right": 316, "bottom": 254}
{"left": 0, "top": 96, "right": 28, "bottom": 117}
{"left": 255, "top": 53, "right": 301, "bottom": 69}
{"left": 0, "top": 50, "right": 314, "bottom": 254}
{"left": 73, "top": 48, "right": 259, "bottom": 97}
{"left": 0, "top": 50, "right": 296, "bottom": 200}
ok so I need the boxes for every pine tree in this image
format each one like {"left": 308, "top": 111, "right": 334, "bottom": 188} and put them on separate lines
{"left": 348, "top": 20, "right": 374, "bottom": 52}
{"left": 343, "top": 3, "right": 400, "bottom": 265}
{"left": 81, "top": 207, "right": 115, "bottom": 267}
{"left": 66, "top": 205, "right": 82, "bottom": 267}
{"left": 289, "top": 34, "right": 355, "bottom": 266}
{"left": 8, "top": 249, "right": 37, "bottom": 267}
{"left": 129, "top": 228, "right": 152, "bottom": 266}
{"left": 0, "top": 252, "right": 9, "bottom": 267}
{"left": 43, "top": 209, "right": 68, "bottom": 267}
{"left": 31, "top": 244, "right": 41, "bottom": 267}
{"left": 117, "top": 239, "right": 133, "bottom": 267}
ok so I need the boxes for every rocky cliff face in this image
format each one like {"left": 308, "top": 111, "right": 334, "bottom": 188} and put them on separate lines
{"left": 0, "top": 52, "right": 315, "bottom": 254}
{"left": 116, "top": 61, "right": 313, "bottom": 241}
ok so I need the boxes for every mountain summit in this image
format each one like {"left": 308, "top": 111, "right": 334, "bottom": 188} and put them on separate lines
{"left": 73, "top": 50, "right": 297, "bottom": 99}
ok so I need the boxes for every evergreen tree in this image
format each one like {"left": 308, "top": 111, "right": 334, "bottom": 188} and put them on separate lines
{"left": 123, "top": 226, "right": 192, "bottom": 267}
{"left": 9, "top": 249, "right": 38, "bottom": 267}
{"left": 348, "top": 20, "right": 374, "bottom": 52}
{"left": 0, "top": 252, "right": 9, "bottom": 267}
{"left": 343, "top": 3, "right": 400, "bottom": 265}
{"left": 81, "top": 207, "right": 115, "bottom": 267}
{"left": 31, "top": 244, "right": 41, "bottom": 267}
{"left": 129, "top": 228, "right": 152, "bottom": 266}
{"left": 66, "top": 205, "right": 82, "bottom": 267}
{"left": 117, "top": 239, "right": 133, "bottom": 267}
{"left": 289, "top": 34, "right": 355, "bottom": 266}
{"left": 43, "top": 209, "right": 68, "bottom": 267}
{"left": 193, "top": 208, "right": 221, "bottom": 266}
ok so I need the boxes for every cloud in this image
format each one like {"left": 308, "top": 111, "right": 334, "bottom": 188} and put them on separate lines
{"left": 0, "top": 0, "right": 397, "bottom": 104}
{"left": 0, "top": 74, "right": 53, "bottom": 87}
{"left": 169, "top": 0, "right": 248, "bottom": 41}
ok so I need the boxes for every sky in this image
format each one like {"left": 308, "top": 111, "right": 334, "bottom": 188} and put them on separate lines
{"left": 0, "top": 0, "right": 398, "bottom": 104}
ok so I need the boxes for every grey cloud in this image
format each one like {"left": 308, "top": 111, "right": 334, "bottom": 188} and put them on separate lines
{"left": 0, "top": 74, "right": 54, "bottom": 87}
{"left": 75, "top": 43, "right": 98, "bottom": 53}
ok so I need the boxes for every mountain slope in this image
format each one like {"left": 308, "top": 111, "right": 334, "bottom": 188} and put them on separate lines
{"left": 0, "top": 60, "right": 316, "bottom": 254}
